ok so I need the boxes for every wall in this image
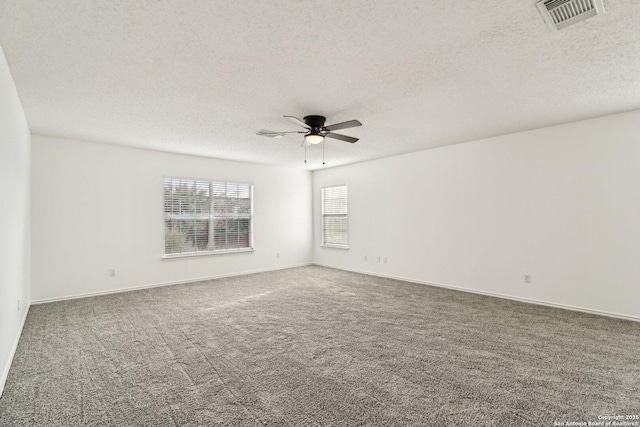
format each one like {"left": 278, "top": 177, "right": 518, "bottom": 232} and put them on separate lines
{"left": 31, "top": 136, "right": 312, "bottom": 302}
{"left": 0, "top": 45, "right": 31, "bottom": 395}
{"left": 313, "top": 110, "right": 640, "bottom": 320}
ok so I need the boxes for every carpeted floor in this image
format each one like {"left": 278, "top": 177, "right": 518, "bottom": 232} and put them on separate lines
{"left": 1, "top": 266, "right": 639, "bottom": 426}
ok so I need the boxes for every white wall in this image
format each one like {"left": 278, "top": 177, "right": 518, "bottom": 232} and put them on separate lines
{"left": 0, "top": 45, "right": 31, "bottom": 395}
{"left": 31, "top": 136, "right": 312, "bottom": 302}
{"left": 313, "top": 110, "right": 640, "bottom": 320}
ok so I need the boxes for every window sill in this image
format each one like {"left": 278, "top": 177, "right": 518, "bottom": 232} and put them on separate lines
{"left": 162, "top": 248, "right": 255, "bottom": 259}
{"left": 320, "top": 244, "right": 349, "bottom": 250}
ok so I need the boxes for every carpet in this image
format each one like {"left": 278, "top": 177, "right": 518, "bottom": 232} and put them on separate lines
{"left": 1, "top": 266, "right": 639, "bottom": 426}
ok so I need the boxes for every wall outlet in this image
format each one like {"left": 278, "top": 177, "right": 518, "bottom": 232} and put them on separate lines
{"left": 276, "top": 252, "right": 280, "bottom": 259}
{"left": 524, "top": 274, "right": 531, "bottom": 284}
{"left": 364, "top": 255, "right": 368, "bottom": 262}
{"left": 377, "top": 256, "right": 381, "bottom": 263}
{"left": 17, "top": 299, "right": 20, "bottom": 312}
{"left": 109, "top": 269, "right": 116, "bottom": 277}
{"left": 383, "top": 257, "right": 388, "bottom": 264}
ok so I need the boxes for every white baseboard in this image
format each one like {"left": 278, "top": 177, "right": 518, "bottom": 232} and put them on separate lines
{"left": 0, "top": 302, "right": 30, "bottom": 398}
{"left": 31, "top": 263, "right": 313, "bottom": 305}
{"left": 313, "top": 263, "right": 640, "bottom": 323}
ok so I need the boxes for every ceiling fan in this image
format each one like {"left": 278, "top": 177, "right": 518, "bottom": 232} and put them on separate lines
{"left": 257, "top": 115, "right": 362, "bottom": 144}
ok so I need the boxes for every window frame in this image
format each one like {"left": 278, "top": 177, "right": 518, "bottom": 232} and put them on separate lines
{"left": 321, "top": 184, "right": 349, "bottom": 250}
{"left": 162, "top": 176, "right": 254, "bottom": 258}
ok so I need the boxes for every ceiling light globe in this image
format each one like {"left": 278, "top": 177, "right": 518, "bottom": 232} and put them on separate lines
{"left": 306, "top": 133, "right": 324, "bottom": 145}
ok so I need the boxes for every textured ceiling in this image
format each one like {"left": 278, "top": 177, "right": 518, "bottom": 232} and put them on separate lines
{"left": 1, "top": 0, "right": 640, "bottom": 170}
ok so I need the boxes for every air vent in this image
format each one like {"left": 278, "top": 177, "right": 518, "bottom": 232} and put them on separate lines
{"left": 537, "top": 0, "right": 605, "bottom": 31}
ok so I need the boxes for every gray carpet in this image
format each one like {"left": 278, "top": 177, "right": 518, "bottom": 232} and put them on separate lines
{"left": 1, "top": 266, "right": 639, "bottom": 426}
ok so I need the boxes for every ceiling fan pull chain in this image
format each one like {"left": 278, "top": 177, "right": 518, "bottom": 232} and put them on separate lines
{"left": 304, "top": 140, "right": 307, "bottom": 163}
{"left": 323, "top": 140, "right": 325, "bottom": 165}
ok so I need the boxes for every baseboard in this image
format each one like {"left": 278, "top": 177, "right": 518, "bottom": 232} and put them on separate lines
{"left": 30, "top": 263, "right": 313, "bottom": 305}
{"left": 0, "top": 302, "right": 30, "bottom": 398}
{"left": 313, "top": 263, "right": 640, "bottom": 323}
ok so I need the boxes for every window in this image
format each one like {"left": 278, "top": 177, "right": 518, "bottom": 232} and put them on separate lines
{"left": 163, "top": 178, "right": 253, "bottom": 256}
{"left": 321, "top": 185, "right": 348, "bottom": 248}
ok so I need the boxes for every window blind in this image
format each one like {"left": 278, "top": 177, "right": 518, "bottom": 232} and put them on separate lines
{"left": 322, "top": 185, "right": 348, "bottom": 248}
{"left": 164, "top": 178, "right": 252, "bottom": 255}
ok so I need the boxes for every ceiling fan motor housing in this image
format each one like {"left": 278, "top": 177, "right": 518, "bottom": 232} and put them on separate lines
{"left": 303, "top": 115, "right": 326, "bottom": 129}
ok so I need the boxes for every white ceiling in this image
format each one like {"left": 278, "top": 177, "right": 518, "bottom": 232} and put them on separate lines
{"left": 1, "top": 1, "right": 639, "bottom": 170}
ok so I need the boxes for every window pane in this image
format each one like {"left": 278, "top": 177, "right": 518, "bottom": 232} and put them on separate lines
{"left": 323, "top": 216, "right": 348, "bottom": 246}
{"left": 238, "top": 218, "right": 250, "bottom": 248}
{"left": 322, "top": 185, "right": 348, "bottom": 247}
{"left": 165, "top": 177, "right": 252, "bottom": 255}
{"left": 214, "top": 218, "right": 232, "bottom": 250}
{"left": 165, "top": 219, "right": 195, "bottom": 254}
{"left": 322, "top": 186, "right": 347, "bottom": 215}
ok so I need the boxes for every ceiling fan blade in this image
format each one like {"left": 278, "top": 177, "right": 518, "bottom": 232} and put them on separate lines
{"left": 283, "top": 115, "right": 310, "bottom": 129}
{"left": 257, "top": 130, "right": 281, "bottom": 136}
{"left": 324, "top": 119, "right": 362, "bottom": 132}
{"left": 257, "top": 129, "right": 305, "bottom": 137}
{"left": 325, "top": 132, "right": 358, "bottom": 143}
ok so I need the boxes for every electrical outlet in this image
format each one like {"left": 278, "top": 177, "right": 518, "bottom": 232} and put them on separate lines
{"left": 383, "top": 257, "right": 388, "bottom": 264}
{"left": 524, "top": 274, "right": 531, "bottom": 284}
{"left": 377, "top": 256, "right": 381, "bottom": 263}
{"left": 109, "top": 269, "right": 116, "bottom": 277}
{"left": 276, "top": 252, "right": 280, "bottom": 259}
{"left": 364, "top": 255, "right": 368, "bottom": 262}
{"left": 17, "top": 299, "right": 20, "bottom": 312}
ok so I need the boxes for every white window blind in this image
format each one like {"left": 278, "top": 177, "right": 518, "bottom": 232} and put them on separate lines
{"left": 164, "top": 178, "right": 253, "bottom": 256}
{"left": 322, "top": 185, "right": 348, "bottom": 248}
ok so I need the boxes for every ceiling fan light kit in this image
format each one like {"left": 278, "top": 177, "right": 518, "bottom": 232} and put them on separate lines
{"left": 305, "top": 131, "right": 324, "bottom": 145}
{"left": 257, "top": 114, "right": 362, "bottom": 164}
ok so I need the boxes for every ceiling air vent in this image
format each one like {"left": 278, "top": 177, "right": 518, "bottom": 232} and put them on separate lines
{"left": 537, "top": 0, "right": 605, "bottom": 31}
